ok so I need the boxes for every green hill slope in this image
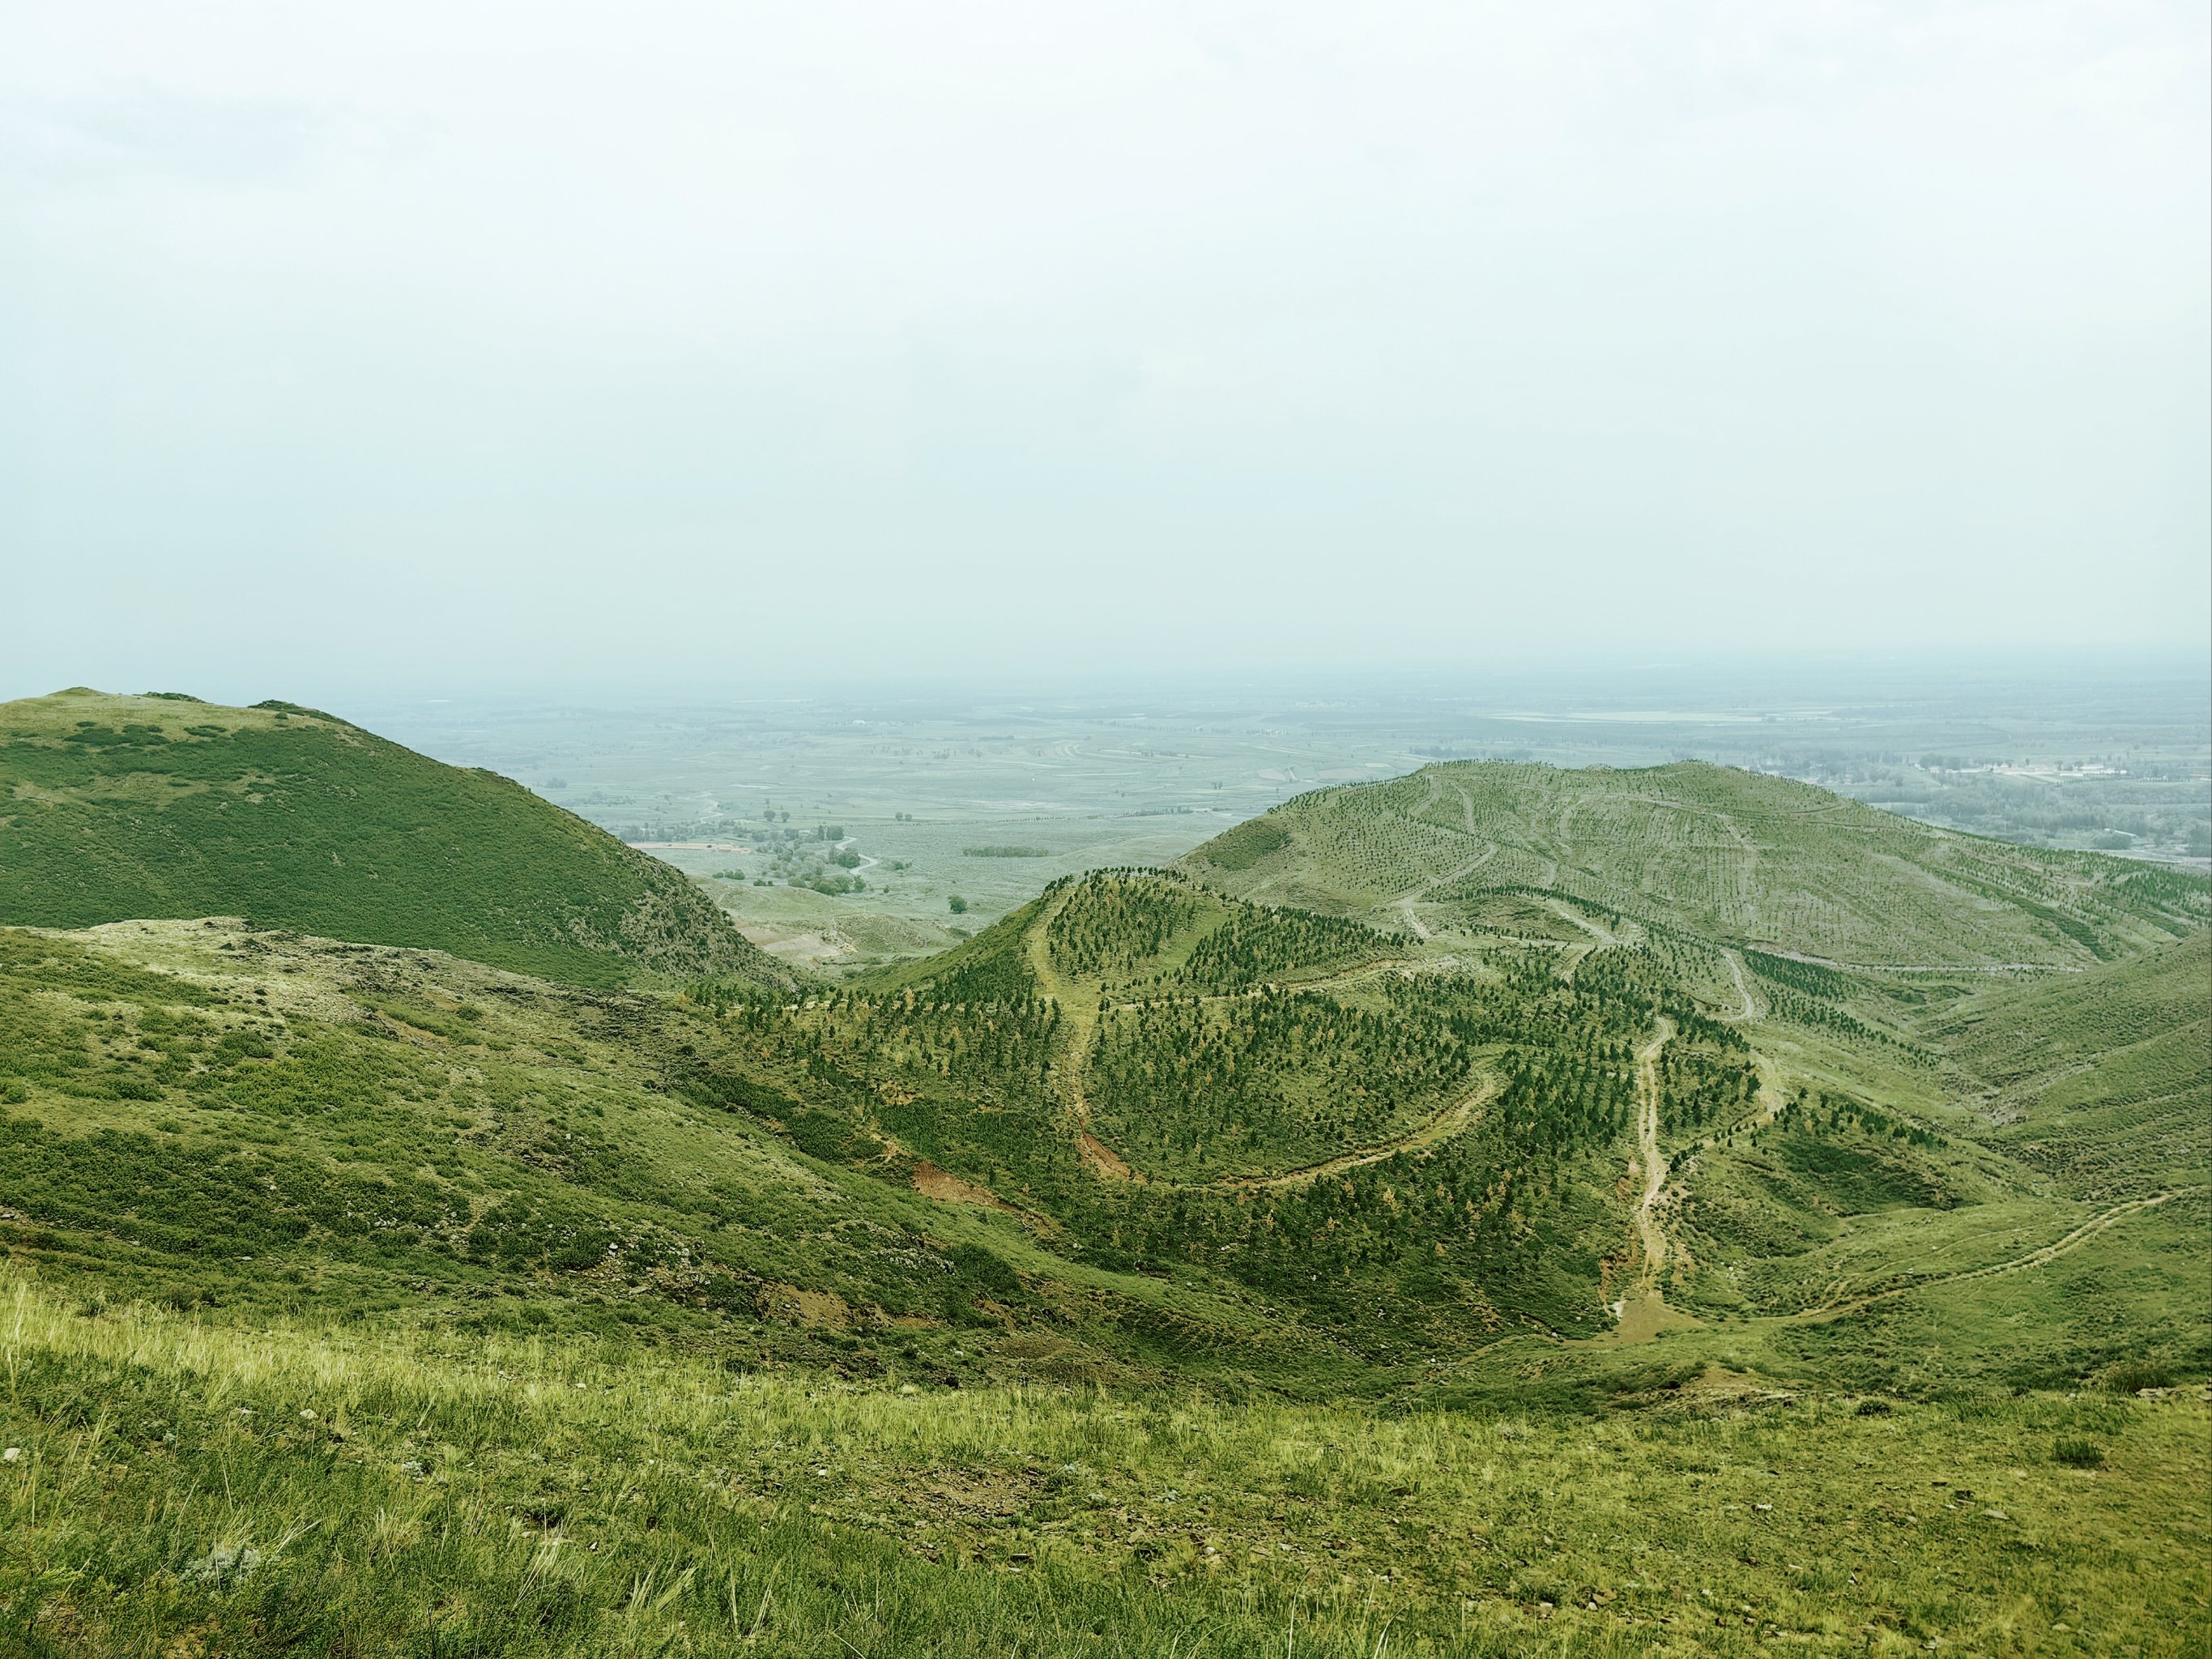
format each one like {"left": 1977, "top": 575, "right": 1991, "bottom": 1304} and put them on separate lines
{"left": 695, "top": 867, "right": 1858, "bottom": 1351}
{"left": 1935, "top": 931, "right": 2211, "bottom": 1196}
{"left": 4, "top": 753, "right": 2206, "bottom": 1653}
{"left": 622, "top": 853, "right": 2207, "bottom": 1397}
{"left": 0, "top": 918, "right": 1303, "bottom": 1384}
{"left": 0, "top": 689, "right": 791, "bottom": 989}
{"left": 1182, "top": 760, "right": 2207, "bottom": 967}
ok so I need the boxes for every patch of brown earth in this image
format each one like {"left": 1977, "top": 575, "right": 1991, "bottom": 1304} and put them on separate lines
{"left": 1078, "top": 1132, "right": 1137, "bottom": 1181}
{"left": 735, "top": 923, "right": 851, "bottom": 968}
{"left": 911, "top": 1160, "right": 1016, "bottom": 1212}
{"left": 761, "top": 1285, "right": 854, "bottom": 1328}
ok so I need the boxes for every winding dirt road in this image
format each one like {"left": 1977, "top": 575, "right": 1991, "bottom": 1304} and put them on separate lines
{"left": 1207, "top": 1073, "right": 1500, "bottom": 1194}
{"left": 1785, "top": 1189, "right": 2193, "bottom": 1323}
{"left": 1604, "top": 1018, "right": 1698, "bottom": 1344}
{"left": 1629, "top": 1020, "right": 1676, "bottom": 1277}
{"left": 1722, "top": 949, "right": 1757, "bottom": 1021}
{"left": 1022, "top": 888, "right": 1491, "bottom": 1191}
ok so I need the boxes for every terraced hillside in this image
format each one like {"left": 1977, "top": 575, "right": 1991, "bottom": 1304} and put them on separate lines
{"left": 0, "top": 689, "right": 791, "bottom": 989}
{"left": 1183, "top": 760, "right": 2207, "bottom": 967}
{"left": 681, "top": 858, "right": 2209, "bottom": 1378}
{"left": 671, "top": 870, "right": 1677, "bottom": 1348}
{"left": 3, "top": 748, "right": 2206, "bottom": 1656}
{"left": 6, "top": 740, "right": 2194, "bottom": 1374}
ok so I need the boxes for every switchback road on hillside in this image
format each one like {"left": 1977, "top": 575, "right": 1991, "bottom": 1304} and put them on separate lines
{"left": 1021, "top": 889, "right": 1493, "bottom": 1191}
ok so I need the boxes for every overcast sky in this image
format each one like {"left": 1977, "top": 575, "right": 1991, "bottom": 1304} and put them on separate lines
{"left": 5, "top": 1, "right": 2206, "bottom": 700}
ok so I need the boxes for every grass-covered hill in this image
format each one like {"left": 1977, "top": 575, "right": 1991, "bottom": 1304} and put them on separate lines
{"left": 2, "top": 753, "right": 2206, "bottom": 1655}
{"left": 4, "top": 895, "right": 2205, "bottom": 1654}
{"left": 1932, "top": 931, "right": 2210, "bottom": 1197}
{"left": 683, "top": 858, "right": 2205, "bottom": 1390}
{"left": 732, "top": 868, "right": 1652, "bottom": 1346}
{"left": 1183, "top": 759, "right": 2207, "bottom": 967}
{"left": 0, "top": 688, "right": 791, "bottom": 990}
{"left": 0, "top": 918, "right": 1297, "bottom": 1384}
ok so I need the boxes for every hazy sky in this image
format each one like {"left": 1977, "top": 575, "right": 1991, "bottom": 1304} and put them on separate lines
{"left": 6, "top": 1, "right": 2207, "bottom": 699}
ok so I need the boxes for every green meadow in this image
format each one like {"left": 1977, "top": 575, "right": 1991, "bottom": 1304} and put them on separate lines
{"left": 6, "top": 1282, "right": 2206, "bottom": 1657}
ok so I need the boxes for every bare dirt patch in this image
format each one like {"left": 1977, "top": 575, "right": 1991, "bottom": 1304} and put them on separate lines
{"left": 737, "top": 923, "right": 850, "bottom": 969}
{"left": 1079, "top": 1132, "right": 1136, "bottom": 1181}
{"left": 911, "top": 1160, "right": 1017, "bottom": 1212}
{"left": 761, "top": 1285, "right": 855, "bottom": 1328}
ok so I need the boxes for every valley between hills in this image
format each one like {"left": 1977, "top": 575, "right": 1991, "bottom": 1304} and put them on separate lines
{"left": 0, "top": 688, "right": 2205, "bottom": 1657}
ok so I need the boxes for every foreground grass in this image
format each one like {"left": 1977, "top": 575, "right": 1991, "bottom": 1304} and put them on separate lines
{"left": 2, "top": 1278, "right": 2204, "bottom": 1657}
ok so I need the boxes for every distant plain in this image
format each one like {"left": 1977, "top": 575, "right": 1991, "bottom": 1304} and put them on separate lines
{"left": 353, "top": 658, "right": 2211, "bottom": 971}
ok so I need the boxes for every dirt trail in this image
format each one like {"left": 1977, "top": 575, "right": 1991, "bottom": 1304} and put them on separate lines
{"left": 1411, "top": 769, "right": 1443, "bottom": 819}
{"left": 1378, "top": 775, "right": 1502, "bottom": 938}
{"left": 1608, "top": 1018, "right": 1694, "bottom": 1344}
{"left": 1027, "top": 885, "right": 1493, "bottom": 1190}
{"left": 1208, "top": 1074, "right": 1501, "bottom": 1194}
{"left": 1024, "top": 888, "right": 1130, "bottom": 1179}
{"left": 910, "top": 1158, "right": 1020, "bottom": 1213}
{"left": 1076, "top": 1132, "right": 1134, "bottom": 1180}
{"left": 1630, "top": 1020, "right": 1676, "bottom": 1277}
{"left": 1108, "top": 954, "right": 1421, "bottom": 1013}
{"left": 1391, "top": 843, "right": 1497, "bottom": 941}
{"left": 1757, "top": 949, "right": 2080, "bottom": 975}
{"left": 1786, "top": 1190, "right": 2193, "bottom": 1323}
{"left": 1543, "top": 897, "right": 1621, "bottom": 948}
{"left": 1722, "top": 949, "right": 1757, "bottom": 1021}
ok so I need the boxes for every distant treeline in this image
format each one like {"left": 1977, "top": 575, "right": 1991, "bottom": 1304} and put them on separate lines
{"left": 963, "top": 846, "right": 1049, "bottom": 859}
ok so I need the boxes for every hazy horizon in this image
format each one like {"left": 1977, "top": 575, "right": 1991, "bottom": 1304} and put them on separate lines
{"left": 8, "top": 2, "right": 2208, "bottom": 692}
{"left": 9, "top": 642, "right": 2212, "bottom": 719}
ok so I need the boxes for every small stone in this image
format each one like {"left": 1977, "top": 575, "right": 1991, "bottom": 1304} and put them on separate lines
{"left": 2, "top": 1448, "right": 19, "bottom": 1462}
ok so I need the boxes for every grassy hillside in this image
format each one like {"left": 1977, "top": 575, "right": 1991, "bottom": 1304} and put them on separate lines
{"left": 1935, "top": 932, "right": 2211, "bottom": 1196}
{"left": 688, "top": 862, "right": 2205, "bottom": 1382}
{"left": 7, "top": 1277, "right": 2205, "bottom": 1657}
{"left": 740, "top": 869, "right": 1674, "bottom": 1345}
{"left": 3, "top": 754, "right": 2206, "bottom": 1654}
{"left": 0, "top": 918, "right": 1335, "bottom": 1385}
{"left": 1182, "top": 760, "right": 2207, "bottom": 967}
{"left": 0, "top": 689, "right": 791, "bottom": 990}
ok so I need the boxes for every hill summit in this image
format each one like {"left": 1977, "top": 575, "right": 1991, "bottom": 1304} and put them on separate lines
{"left": 0, "top": 688, "right": 791, "bottom": 989}
{"left": 1182, "top": 758, "right": 2203, "bottom": 967}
